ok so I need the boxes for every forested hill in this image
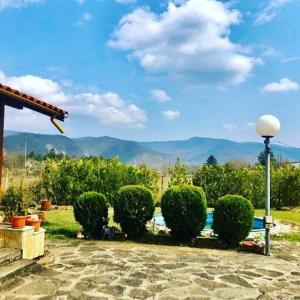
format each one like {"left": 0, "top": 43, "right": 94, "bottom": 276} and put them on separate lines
{"left": 4, "top": 131, "right": 300, "bottom": 167}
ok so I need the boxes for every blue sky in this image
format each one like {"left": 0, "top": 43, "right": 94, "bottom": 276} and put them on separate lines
{"left": 0, "top": 0, "right": 300, "bottom": 146}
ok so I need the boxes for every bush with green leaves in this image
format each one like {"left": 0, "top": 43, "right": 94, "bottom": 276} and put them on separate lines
{"left": 193, "top": 163, "right": 300, "bottom": 209}
{"left": 212, "top": 195, "right": 254, "bottom": 247}
{"left": 113, "top": 185, "right": 154, "bottom": 238}
{"left": 168, "top": 157, "right": 190, "bottom": 187}
{"left": 42, "top": 157, "right": 159, "bottom": 205}
{"left": 73, "top": 192, "right": 108, "bottom": 238}
{"left": 1, "top": 182, "right": 29, "bottom": 221}
{"left": 161, "top": 185, "right": 207, "bottom": 241}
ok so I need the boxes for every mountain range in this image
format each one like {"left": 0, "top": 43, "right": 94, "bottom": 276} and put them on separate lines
{"left": 3, "top": 131, "right": 300, "bottom": 167}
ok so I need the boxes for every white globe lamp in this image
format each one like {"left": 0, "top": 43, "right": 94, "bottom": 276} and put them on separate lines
{"left": 256, "top": 114, "right": 280, "bottom": 256}
{"left": 256, "top": 115, "right": 280, "bottom": 138}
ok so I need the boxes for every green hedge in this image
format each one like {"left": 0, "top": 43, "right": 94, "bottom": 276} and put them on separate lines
{"left": 212, "top": 195, "right": 254, "bottom": 247}
{"left": 113, "top": 185, "right": 155, "bottom": 238}
{"left": 193, "top": 164, "right": 300, "bottom": 209}
{"left": 42, "top": 157, "right": 159, "bottom": 205}
{"left": 161, "top": 185, "right": 207, "bottom": 241}
{"left": 73, "top": 191, "right": 108, "bottom": 238}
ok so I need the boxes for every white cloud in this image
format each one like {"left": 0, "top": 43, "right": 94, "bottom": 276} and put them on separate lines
{"left": 76, "top": 12, "right": 92, "bottom": 26}
{"left": 162, "top": 110, "right": 180, "bottom": 120}
{"left": 0, "top": 71, "right": 147, "bottom": 129}
{"left": 282, "top": 56, "right": 300, "bottom": 63}
{"left": 151, "top": 89, "right": 171, "bottom": 102}
{"left": 0, "top": 71, "right": 69, "bottom": 104}
{"left": 73, "top": 92, "right": 147, "bottom": 128}
{"left": 116, "top": 0, "right": 136, "bottom": 4}
{"left": 0, "top": 0, "right": 41, "bottom": 9}
{"left": 108, "top": 0, "right": 258, "bottom": 87}
{"left": 46, "top": 66, "right": 65, "bottom": 73}
{"left": 254, "top": 0, "right": 290, "bottom": 25}
{"left": 262, "top": 78, "right": 300, "bottom": 93}
{"left": 246, "top": 122, "right": 255, "bottom": 128}
{"left": 75, "top": 0, "right": 84, "bottom": 4}
{"left": 222, "top": 123, "right": 237, "bottom": 131}
{"left": 5, "top": 108, "right": 54, "bottom": 132}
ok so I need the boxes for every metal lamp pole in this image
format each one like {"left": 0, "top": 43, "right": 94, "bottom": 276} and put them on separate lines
{"left": 264, "top": 137, "right": 271, "bottom": 256}
{"left": 256, "top": 115, "right": 280, "bottom": 257}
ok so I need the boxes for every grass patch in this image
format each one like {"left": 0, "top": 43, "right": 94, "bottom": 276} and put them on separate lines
{"left": 44, "top": 208, "right": 81, "bottom": 239}
{"left": 255, "top": 208, "right": 300, "bottom": 225}
{"left": 44, "top": 206, "right": 300, "bottom": 242}
{"left": 44, "top": 206, "right": 118, "bottom": 239}
{"left": 272, "top": 233, "right": 300, "bottom": 242}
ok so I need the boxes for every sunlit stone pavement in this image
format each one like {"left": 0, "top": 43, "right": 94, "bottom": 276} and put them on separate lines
{"left": 0, "top": 240, "right": 299, "bottom": 299}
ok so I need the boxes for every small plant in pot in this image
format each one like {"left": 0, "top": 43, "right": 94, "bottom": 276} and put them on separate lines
{"left": 1, "top": 181, "right": 29, "bottom": 229}
{"left": 26, "top": 215, "right": 42, "bottom": 232}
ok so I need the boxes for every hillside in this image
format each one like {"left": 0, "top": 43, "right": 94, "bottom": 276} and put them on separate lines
{"left": 4, "top": 131, "right": 300, "bottom": 166}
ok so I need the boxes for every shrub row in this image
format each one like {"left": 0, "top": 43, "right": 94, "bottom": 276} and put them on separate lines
{"left": 193, "top": 164, "right": 300, "bottom": 209}
{"left": 73, "top": 185, "right": 254, "bottom": 247}
{"left": 42, "top": 157, "right": 159, "bottom": 205}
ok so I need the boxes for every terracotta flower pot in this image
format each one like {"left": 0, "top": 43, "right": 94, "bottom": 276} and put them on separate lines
{"left": 26, "top": 219, "right": 42, "bottom": 232}
{"left": 11, "top": 216, "right": 27, "bottom": 229}
{"left": 241, "top": 241, "right": 258, "bottom": 252}
{"left": 37, "top": 211, "right": 45, "bottom": 224}
{"left": 41, "top": 199, "right": 52, "bottom": 211}
{"left": 25, "top": 215, "right": 32, "bottom": 225}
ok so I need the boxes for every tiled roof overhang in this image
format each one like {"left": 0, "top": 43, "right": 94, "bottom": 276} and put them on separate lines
{"left": 0, "top": 83, "right": 68, "bottom": 121}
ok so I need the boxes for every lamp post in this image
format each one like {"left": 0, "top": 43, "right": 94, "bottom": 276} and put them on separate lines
{"left": 256, "top": 115, "right": 281, "bottom": 256}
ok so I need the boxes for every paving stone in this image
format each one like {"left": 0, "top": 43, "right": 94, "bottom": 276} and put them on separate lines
{"left": 194, "top": 278, "right": 228, "bottom": 289}
{"left": 0, "top": 240, "right": 299, "bottom": 299}
{"left": 213, "top": 287, "right": 260, "bottom": 299}
{"left": 219, "top": 274, "right": 252, "bottom": 287}
{"left": 118, "top": 277, "right": 143, "bottom": 287}
{"left": 14, "top": 279, "right": 57, "bottom": 296}
{"left": 129, "top": 288, "right": 154, "bottom": 299}
{"left": 98, "top": 284, "right": 126, "bottom": 296}
{"left": 256, "top": 269, "right": 285, "bottom": 277}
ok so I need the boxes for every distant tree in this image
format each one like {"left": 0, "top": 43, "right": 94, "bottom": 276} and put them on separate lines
{"left": 257, "top": 150, "right": 277, "bottom": 166}
{"left": 168, "top": 157, "right": 190, "bottom": 187}
{"left": 206, "top": 155, "right": 218, "bottom": 166}
{"left": 47, "top": 148, "right": 57, "bottom": 159}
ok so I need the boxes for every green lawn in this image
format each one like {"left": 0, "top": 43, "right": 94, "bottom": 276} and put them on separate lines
{"left": 43, "top": 206, "right": 300, "bottom": 241}
{"left": 43, "top": 208, "right": 81, "bottom": 239}
{"left": 255, "top": 208, "right": 300, "bottom": 225}
{"left": 43, "top": 207, "right": 118, "bottom": 239}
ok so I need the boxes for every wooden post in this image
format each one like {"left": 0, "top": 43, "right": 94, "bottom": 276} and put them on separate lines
{"left": 0, "top": 100, "right": 4, "bottom": 193}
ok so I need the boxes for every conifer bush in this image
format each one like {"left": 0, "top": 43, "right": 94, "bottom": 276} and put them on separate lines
{"left": 73, "top": 191, "right": 108, "bottom": 238}
{"left": 161, "top": 185, "right": 207, "bottom": 241}
{"left": 113, "top": 185, "right": 154, "bottom": 238}
{"left": 212, "top": 195, "right": 254, "bottom": 246}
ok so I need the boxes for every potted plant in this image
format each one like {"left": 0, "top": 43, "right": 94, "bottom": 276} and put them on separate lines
{"left": 41, "top": 199, "right": 52, "bottom": 211}
{"left": 26, "top": 215, "right": 42, "bottom": 232}
{"left": 1, "top": 181, "right": 29, "bottom": 229}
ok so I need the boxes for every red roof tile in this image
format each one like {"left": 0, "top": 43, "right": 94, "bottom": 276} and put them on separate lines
{"left": 0, "top": 82, "right": 68, "bottom": 121}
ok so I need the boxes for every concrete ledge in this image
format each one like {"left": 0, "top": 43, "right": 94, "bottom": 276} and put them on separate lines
{"left": 0, "top": 225, "right": 45, "bottom": 259}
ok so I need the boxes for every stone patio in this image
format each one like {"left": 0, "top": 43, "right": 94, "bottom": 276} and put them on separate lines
{"left": 0, "top": 240, "right": 299, "bottom": 299}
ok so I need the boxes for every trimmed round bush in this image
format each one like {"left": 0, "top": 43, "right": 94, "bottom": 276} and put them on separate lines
{"left": 74, "top": 192, "right": 108, "bottom": 238}
{"left": 212, "top": 195, "right": 254, "bottom": 246}
{"left": 161, "top": 185, "right": 207, "bottom": 241}
{"left": 113, "top": 185, "right": 154, "bottom": 238}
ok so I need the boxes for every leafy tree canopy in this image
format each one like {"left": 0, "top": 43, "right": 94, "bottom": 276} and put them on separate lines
{"left": 206, "top": 155, "right": 218, "bottom": 166}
